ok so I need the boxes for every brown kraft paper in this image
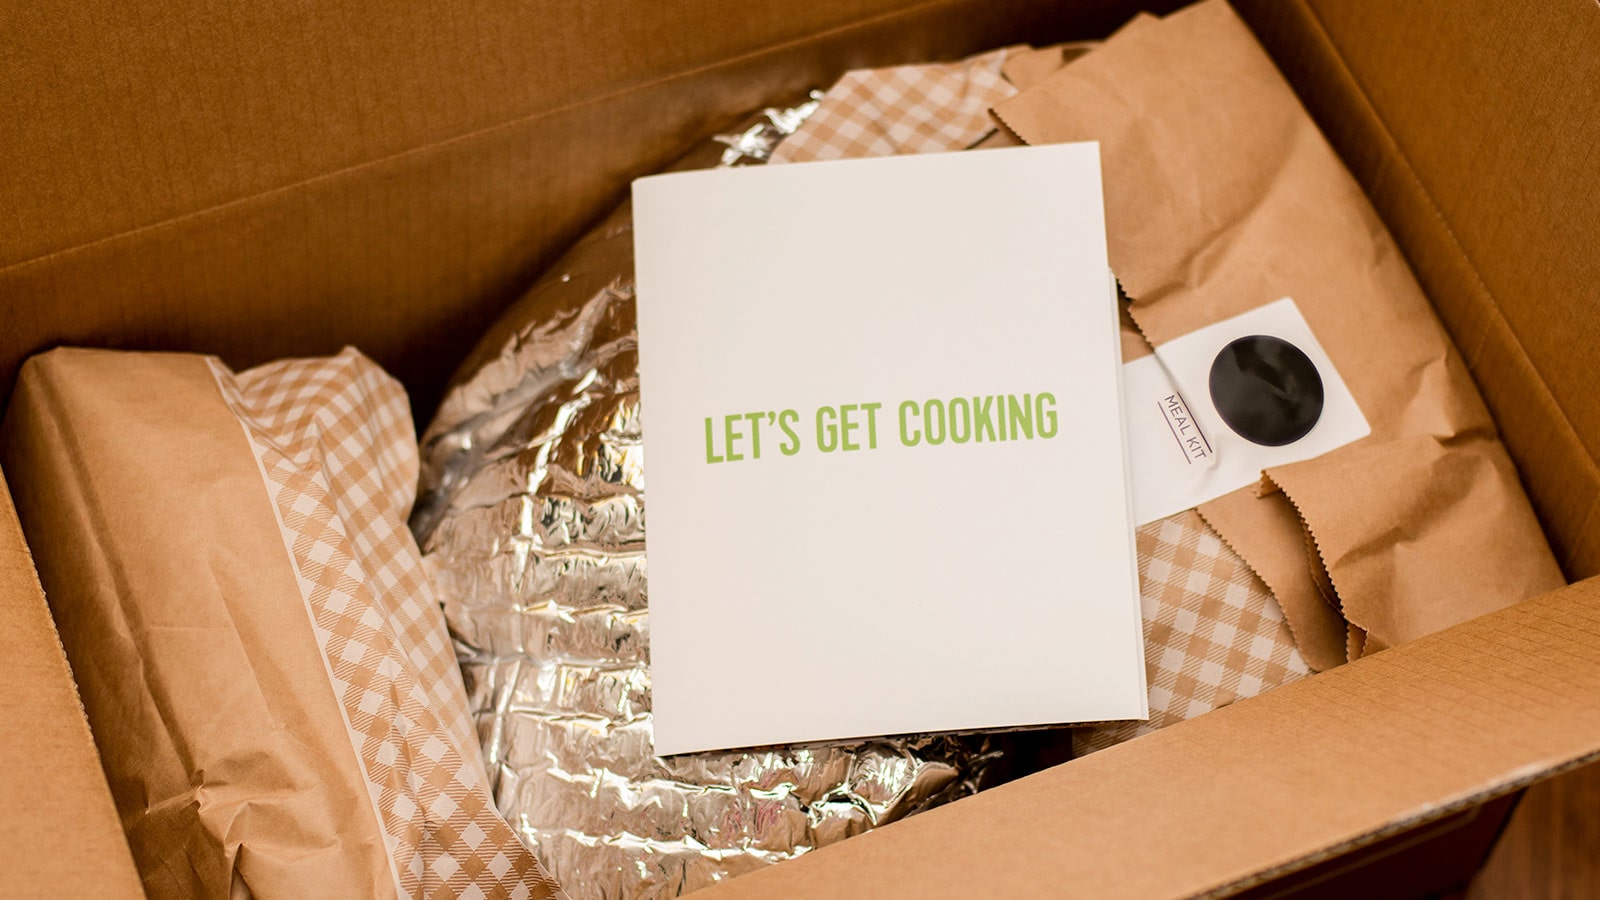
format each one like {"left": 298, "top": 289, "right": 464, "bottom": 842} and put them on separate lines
{"left": 1, "top": 348, "right": 563, "bottom": 899}
{"left": 993, "top": 0, "right": 1563, "bottom": 662}
{"left": 999, "top": 39, "right": 1108, "bottom": 92}
{"left": 2, "top": 351, "right": 394, "bottom": 898}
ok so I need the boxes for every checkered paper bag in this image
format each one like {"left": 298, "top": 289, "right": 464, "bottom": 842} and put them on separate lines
{"left": 212, "top": 349, "right": 565, "bottom": 899}
{"left": 1077, "top": 511, "right": 1310, "bottom": 753}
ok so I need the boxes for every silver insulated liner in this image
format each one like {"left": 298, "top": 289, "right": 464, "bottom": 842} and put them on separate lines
{"left": 412, "top": 99, "right": 1036, "bottom": 898}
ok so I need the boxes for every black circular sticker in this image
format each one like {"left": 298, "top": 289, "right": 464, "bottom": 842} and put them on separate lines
{"left": 1208, "top": 335, "right": 1324, "bottom": 447}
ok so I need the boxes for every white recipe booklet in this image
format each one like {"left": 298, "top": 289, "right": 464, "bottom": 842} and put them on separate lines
{"left": 632, "top": 143, "right": 1146, "bottom": 755}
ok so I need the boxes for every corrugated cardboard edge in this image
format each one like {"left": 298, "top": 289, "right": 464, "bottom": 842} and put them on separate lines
{"left": 0, "top": 466, "right": 143, "bottom": 898}
{"left": 1200, "top": 752, "right": 1600, "bottom": 899}
{"left": 696, "top": 577, "right": 1600, "bottom": 899}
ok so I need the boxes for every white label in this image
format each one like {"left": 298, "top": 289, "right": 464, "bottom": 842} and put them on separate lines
{"left": 1123, "top": 298, "right": 1370, "bottom": 525}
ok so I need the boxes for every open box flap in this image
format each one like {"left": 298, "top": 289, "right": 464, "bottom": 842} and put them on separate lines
{"left": 0, "top": 467, "right": 142, "bottom": 897}
{"left": 698, "top": 576, "right": 1600, "bottom": 899}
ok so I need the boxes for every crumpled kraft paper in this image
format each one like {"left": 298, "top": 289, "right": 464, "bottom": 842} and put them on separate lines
{"left": 994, "top": 0, "right": 1563, "bottom": 665}
{"left": 2, "top": 349, "right": 562, "bottom": 899}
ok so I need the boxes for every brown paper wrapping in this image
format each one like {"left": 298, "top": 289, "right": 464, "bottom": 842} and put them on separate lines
{"left": 1, "top": 348, "right": 562, "bottom": 899}
{"left": 999, "top": 40, "right": 1104, "bottom": 91}
{"left": 2, "top": 351, "right": 394, "bottom": 898}
{"left": 994, "top": 0, "right": 1563, "bottom": 663}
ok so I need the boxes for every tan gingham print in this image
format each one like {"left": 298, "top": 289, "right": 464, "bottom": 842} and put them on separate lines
{"left": 1075, "top": 510, "right": 1311, "bottom": 754}
{"left": 766, "top": 47, "right": 1016, "bottom": 164}
{"left": 209, "top": 349, "right": 564, "bottom": 900}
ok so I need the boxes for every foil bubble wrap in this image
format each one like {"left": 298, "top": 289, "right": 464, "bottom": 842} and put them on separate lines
{"left": 413, "top": 99, "right": 1032, "bottom": 898}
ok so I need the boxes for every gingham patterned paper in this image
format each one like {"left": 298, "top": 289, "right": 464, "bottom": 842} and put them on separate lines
{"left": 766, "top": 48, "right": 1016, "bottom": 164}
{"left": 210, "top": 350, "right": 564, "bottom": 900}
{"left": 1076, "top": 510, "right": 1310, "bottom": 753}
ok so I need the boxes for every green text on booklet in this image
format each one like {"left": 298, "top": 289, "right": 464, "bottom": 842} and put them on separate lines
{"left": 632, "top": 144, "right": 1146, "bottom": 755}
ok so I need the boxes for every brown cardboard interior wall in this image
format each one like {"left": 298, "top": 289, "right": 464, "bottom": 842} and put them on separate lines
{"left": 3, "top": 0, "right": 1598, "bottom": 896}
{"left": 0, "top": 0, "right": 1178, "bottom": 421}
{"left": 1237, "top": 0, "right": 1600, "bottom": 580}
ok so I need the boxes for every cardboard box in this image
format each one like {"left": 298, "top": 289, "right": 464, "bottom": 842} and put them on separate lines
{"left": 1, "top": 0, "right": 1595, "bottom": 896}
